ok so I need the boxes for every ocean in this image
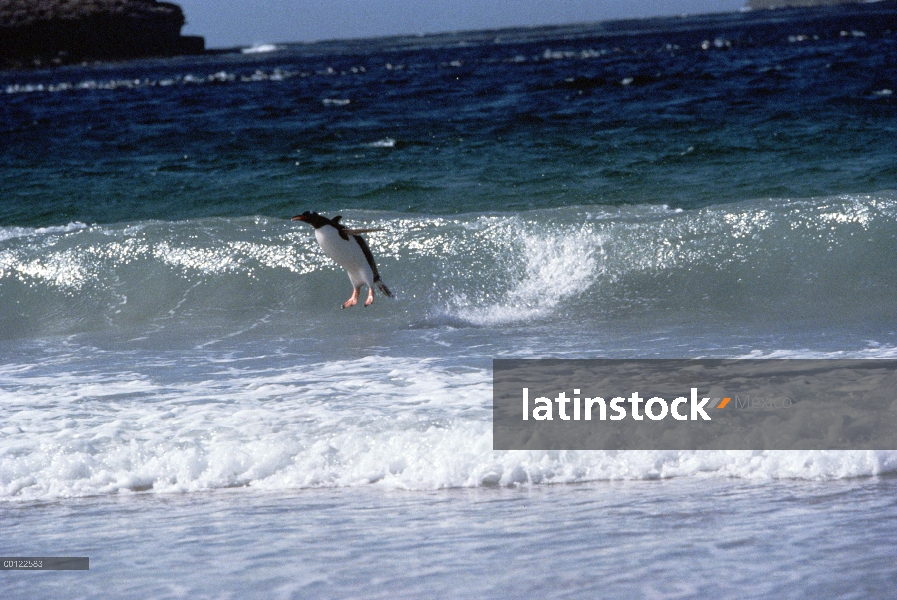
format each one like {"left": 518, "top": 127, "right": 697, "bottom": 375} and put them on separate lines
{"left": 2, "top": 2, "right": 897, "bottom": 597}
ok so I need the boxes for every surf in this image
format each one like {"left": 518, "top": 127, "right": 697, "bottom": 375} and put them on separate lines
{"left": 1, "top": 192, "right": 895, "bottom": 341}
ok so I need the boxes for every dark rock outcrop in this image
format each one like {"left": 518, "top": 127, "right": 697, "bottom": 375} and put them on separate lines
{"left": 0, "top": 0, "right": 204, "bottom": 68}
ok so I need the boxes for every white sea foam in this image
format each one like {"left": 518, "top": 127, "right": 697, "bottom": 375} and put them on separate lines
{"left": 242, "top": 43, "right": 279, "bottom": 54}
{"left": 448, "top": 220, "right": 604, "bottom": 326}
{"left": 0, "top": 222, "right": 88, "bottom": 243}
{"left": 368, "top": 138, "right": 397, "bottom": 148}
{"left": 736, "top": 346, "right": 897, "bottom": 359}
{"left": 3, "top": 354, "right": 896, "bottom": 501}
{"left": 0, "top": 219, "right": 322, "bottom": 292}
{"left": 3, "top": 68, "right": 302, "bottom": 96}
{"left": 153, "top": 241, "right": 245, "bottom": 275}
{"left": 541, "top": 48, "right": 607, "bottom": 61}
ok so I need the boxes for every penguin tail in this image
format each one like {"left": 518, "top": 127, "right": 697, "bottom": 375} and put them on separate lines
{"left": 375, "top": 278, "right": 393, "bottom": 298}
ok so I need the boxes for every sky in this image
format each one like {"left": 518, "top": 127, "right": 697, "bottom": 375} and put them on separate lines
{"left": 176, "top": 1, "right": 747, "bottom": 48}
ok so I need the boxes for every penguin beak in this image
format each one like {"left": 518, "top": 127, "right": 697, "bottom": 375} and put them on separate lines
{"left": 291, "top": 215, "right": 306, "bottom": 221}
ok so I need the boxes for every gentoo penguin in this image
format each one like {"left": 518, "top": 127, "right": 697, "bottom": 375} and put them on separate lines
{"left": 291, "top": 211, "right": 392, "bottom": 308}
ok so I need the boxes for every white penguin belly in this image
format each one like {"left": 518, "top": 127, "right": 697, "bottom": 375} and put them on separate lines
{"left": 316, "top": 227, "right": 374, "bottom": 288}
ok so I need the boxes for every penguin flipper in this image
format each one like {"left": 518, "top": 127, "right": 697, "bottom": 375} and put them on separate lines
{"left": 344, "top": 228, "right": 386, "bottom": 235}
{"left": 353, "top": 235, "right": 385, "bottom": 284}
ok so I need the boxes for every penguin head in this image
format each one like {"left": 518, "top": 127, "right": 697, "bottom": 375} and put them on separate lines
{"left": 291, "top": 211, "right": 331, "bottom": 228}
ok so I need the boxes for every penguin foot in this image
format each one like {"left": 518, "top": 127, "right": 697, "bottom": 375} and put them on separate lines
{"left": 342, "top": 288, "right": 361, "bottom": 309}
{"left": 364, "top": 291, "right": 374, "bottom": 307}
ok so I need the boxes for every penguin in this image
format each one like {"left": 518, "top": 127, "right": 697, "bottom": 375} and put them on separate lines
{"left": 291, "top": 211, "right": 393, "bottom": 309}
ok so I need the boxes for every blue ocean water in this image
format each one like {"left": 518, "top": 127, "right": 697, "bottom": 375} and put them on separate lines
{"left": 2, "top": 2, "right": 897, "bottom": 598}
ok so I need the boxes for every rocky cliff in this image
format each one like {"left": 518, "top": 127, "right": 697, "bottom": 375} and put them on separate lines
{"left": 0, "top": 0, "right": 204, "bottom": 68}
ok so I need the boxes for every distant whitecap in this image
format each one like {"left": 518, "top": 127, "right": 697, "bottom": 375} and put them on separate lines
{"left": 368, "top": 138, "right": 397, "bottom": 148}
{"left": 241, "top": 43, "right": 279, "bottom": 54}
